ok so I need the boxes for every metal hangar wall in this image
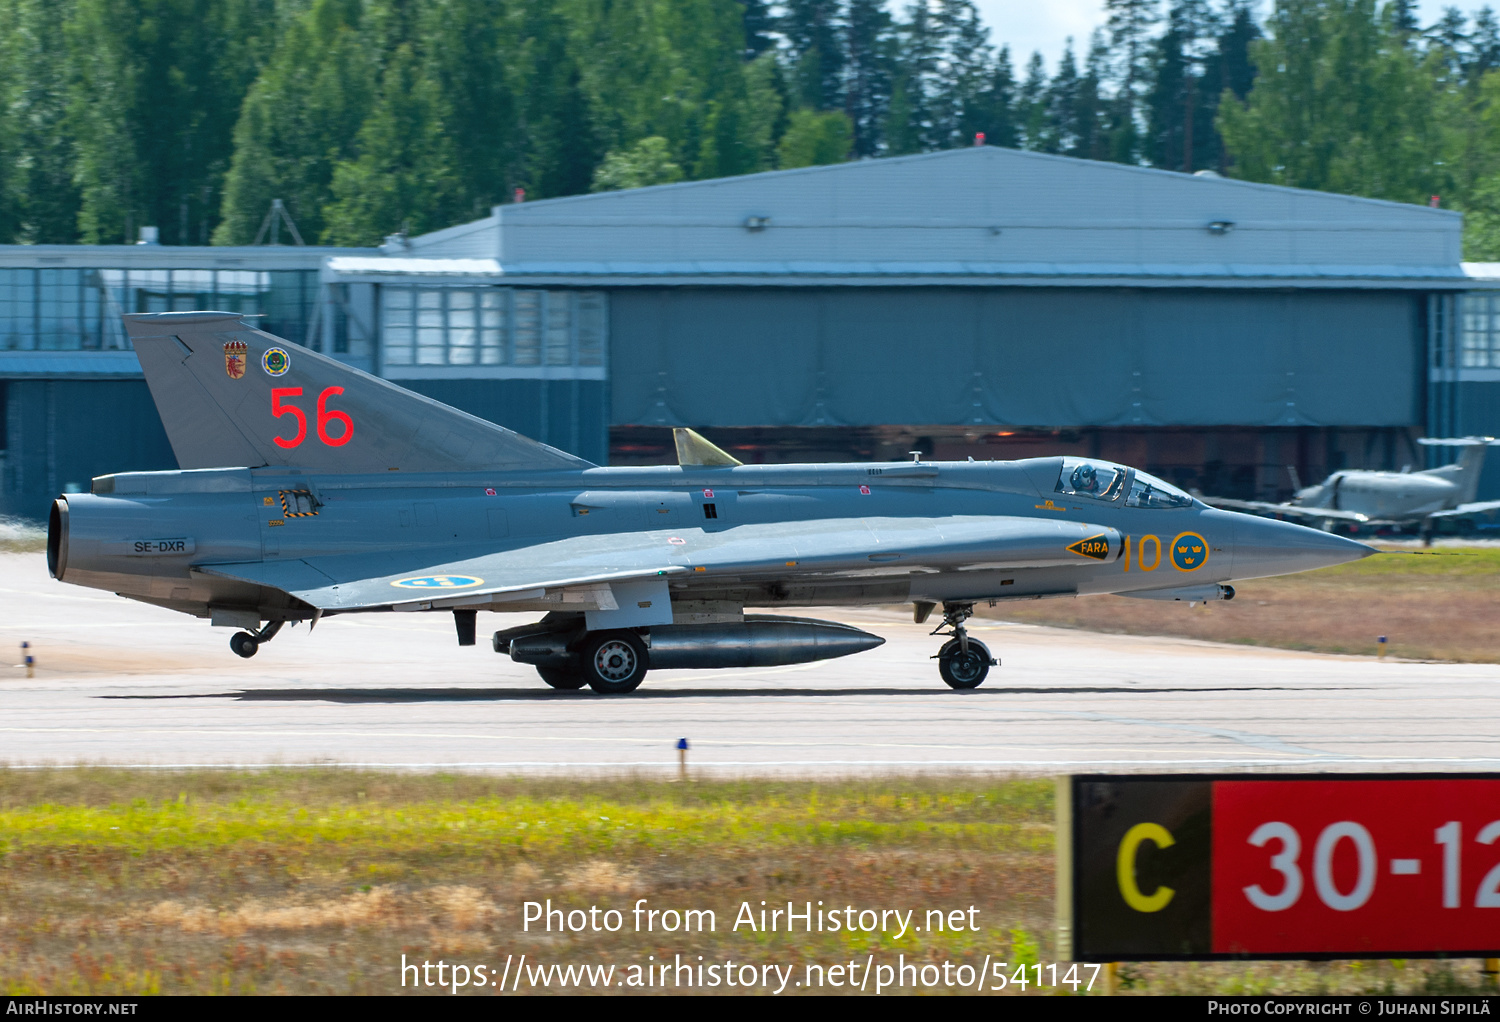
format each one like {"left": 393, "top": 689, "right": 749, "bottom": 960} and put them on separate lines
{"left": 2, "top": 145, "right": 1495, "bottom": 520}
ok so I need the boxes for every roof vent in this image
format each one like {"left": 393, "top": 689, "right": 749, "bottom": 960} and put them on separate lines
{"left": 1206, "top": 220, "right": 1235, "bottom": 235}
{"left": 743, "top": 216, "right": 771, "bottom": 232}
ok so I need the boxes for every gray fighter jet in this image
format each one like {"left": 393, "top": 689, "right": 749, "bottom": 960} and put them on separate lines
{"left": 1206, "top": 438, "right": 1500, "bottom": 537}
{"left": 45, "top": 312, "right": 1373, "bottom": 693}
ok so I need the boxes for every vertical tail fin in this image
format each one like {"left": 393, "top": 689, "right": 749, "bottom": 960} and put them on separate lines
{"left": 125, "top": 312, "right": 594, "bottom": 473}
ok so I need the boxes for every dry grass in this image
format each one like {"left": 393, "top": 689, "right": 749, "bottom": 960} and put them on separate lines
{"left": 0, "top": 769, "right": 1053, "bottom": 995}
{"left": 0, "top": 768, "right": 1494, "bottom": 996}
{"left": 989, "top": 544, "right": 1500, "bottom": 663}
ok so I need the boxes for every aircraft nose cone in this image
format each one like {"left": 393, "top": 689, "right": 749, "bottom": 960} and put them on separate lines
{"left": 1229, "top": 513, "right": 1376, "bottom": 580}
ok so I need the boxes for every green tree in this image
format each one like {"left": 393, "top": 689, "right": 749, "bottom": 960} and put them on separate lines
{"left": 590, "top": 136, "right": 684, "bottom": 191}
{"left": 845, "top": 0, "right": 894, "bottom": 156}
{"left": 1217, "top": 0, "right": 1447, "bottom": 204}
{"left": 781, "top": 0, "right": 845, "bottom": 111}
{"left": 1105, "top": 0, "right": 1161, "bottom": 162}
{"left": 213, "top": 0, "right": 375, "bottom": 245}
{"left": 321, "top": 43, "right": 460, "bottom": 245}
{"left": 2, "top": 0, "right": 85, "bottom": 243}
{"left": 1016, "top": 50, "right": 1051, "bottom": 151}
{"left": 776, "top": 107, "right": 853, "bottom": 167}
{"left": 419, "top": 0, "right": 525, "bottom": 218}
{"left": 68, "top": 0, "right": 278, "bottom": 245}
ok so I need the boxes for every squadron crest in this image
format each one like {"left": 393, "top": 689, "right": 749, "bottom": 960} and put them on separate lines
{"left": 222, "top": 340, "right": 248, "bottom": 379}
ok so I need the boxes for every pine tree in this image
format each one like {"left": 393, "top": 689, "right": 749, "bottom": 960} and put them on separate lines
{"left": 1077, "top": 31, "right": 1113, "bottom": 159}
{"left": 1047, "top": 41, "right": 1083, "bottom": 154}
{"left": 971, "top": 45, "right": 1019, "bottom": 149}
{"left": 782, "top": 0, "right": 845, "bottom": 112}
{"left": 936, "top": 0, "right": 995, "bottom": 148}
{"left": 1104, "top": 0, "right": 1160, "bottom": 163}
{"left": 742, "top": 0, "right": 775, "bottom": 59}
{"left": 1472, "top": 7, "right": 1500, "bottom": 81}
{"left": 1145, "top": 0, "right": 1216, "bottom": 171}
{"left": 845, "top": 0, "right": 894, "bottom": 156}
{"left": 1017, "top": 50, "right": 1050, "bottom": 151}
{"left": 1200, "top": 0, "right": 1261, "bottom": 173}
{"left": 887, "top": 1, "right": 940, "bottom": 151}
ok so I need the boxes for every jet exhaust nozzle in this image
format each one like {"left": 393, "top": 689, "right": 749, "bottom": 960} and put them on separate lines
{"left": 47, "top": 499, "right": 69, "bottom": 580}
{"left": 504, "top": 615, "right": 885, "bottom": 670}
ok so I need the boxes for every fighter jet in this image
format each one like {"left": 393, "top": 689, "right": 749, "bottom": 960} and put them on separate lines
{"left": 1205, "top": 438, "right": 1500, "bottom": 538}
{"left": 45, "top": 312, "right": 1373, "bottom": 693}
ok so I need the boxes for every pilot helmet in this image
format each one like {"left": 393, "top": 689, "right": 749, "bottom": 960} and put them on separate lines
{"left": 1070, "top": 462, "right": 1098, "bottom": 492}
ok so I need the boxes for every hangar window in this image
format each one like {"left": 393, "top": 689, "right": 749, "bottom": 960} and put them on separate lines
{"left": 1460, "top": 294, "right": 1500, "bottom": 368}
{"left": 0, "top": 268, "right": 318, "bottom": 352}
{"left": 1125, "top": 471, "right": 1195, "bottom": 509}
{"left": 1055, "top": 458, "right": 1125, "bottom": 500}
{"left": 380, "top": 287, "right": 606, "bottom": 370}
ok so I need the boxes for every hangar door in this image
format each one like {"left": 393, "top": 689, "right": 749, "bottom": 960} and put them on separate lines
{"left": 609, "top": 288, "right": 1420, "bottom": 428}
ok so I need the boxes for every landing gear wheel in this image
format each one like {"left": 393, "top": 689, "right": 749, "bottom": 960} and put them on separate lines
{"left": 938, "top": 637, "right": 991, "bottom": 689}
{"left": 229, "top": 632, "right": 259, "bottom": 659}
{"left": 580, "top": 631, "right": 649, "bottom": 694}
{"left": 537, "top": 666, "right": 587, "bottom": 690}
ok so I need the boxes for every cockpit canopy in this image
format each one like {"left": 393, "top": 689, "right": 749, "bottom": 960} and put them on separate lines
{"left": 1054, "top": 458, "right": 1195, "bottom": 509}
{"left": 1127, "top": 470, "right": 1194, "bottom": 509}
{"left": 1055, "top": 458, "right": 1125, "bottom": 500}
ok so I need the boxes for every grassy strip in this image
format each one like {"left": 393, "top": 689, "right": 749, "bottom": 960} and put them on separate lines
{"left": 989, "top": 545, "right": 1500, "bottom": 662}
{"left": 1, "top": 769, "right": 1495, "bottom": 996}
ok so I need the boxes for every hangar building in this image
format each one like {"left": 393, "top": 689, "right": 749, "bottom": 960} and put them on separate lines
{"left": 3, "top": 146, "right": 1497, "bottom": 520}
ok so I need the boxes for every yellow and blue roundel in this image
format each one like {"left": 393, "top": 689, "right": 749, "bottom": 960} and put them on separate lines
{"left": 390, "top": 575, "right": 485, "bottom": 590}
{"left": 1170, "top": 532, "right": 1209, "bottom": 571}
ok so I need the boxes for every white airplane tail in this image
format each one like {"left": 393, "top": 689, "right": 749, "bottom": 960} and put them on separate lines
{"left": 1417, "top": 437, "right": 1499, "bottom": 506}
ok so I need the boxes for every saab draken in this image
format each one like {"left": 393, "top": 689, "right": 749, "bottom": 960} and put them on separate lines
{"left": 46, "top": 312, "right": 1373, "bottom": 693}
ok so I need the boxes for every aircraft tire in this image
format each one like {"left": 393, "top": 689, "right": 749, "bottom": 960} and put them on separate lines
{"left": 229, "top": 632, "right": 259, "bottom": 659}
{"left": 536, "top": 666, "right": 587, "bottom": 690}
{"left": 581, "top": 631, "right": 649, "bottom": 694}
{"left": 937, "top": 638, "right": 990, "bottom": 690}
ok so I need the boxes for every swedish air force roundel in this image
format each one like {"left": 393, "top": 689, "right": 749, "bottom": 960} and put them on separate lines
{"left": 390, "top": 575, "right": 485, "bottom": 590}
{"left": 262, "top": 347, "right": 291, "bottom": 377}
{"left": 1170, "top": 532, "right": 1209, "bottom": 571}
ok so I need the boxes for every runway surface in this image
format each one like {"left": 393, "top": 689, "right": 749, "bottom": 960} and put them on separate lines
{"left": 4, "top": 552, "right": 1500, "bottom": 774}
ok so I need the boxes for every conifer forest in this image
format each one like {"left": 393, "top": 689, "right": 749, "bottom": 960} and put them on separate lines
{"left": 2, "top": 0, "right": 1499, "bottom": 254}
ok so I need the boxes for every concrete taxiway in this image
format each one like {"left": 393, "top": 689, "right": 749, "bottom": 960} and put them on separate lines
{"left": 3, "top": 552, "right": 1498, "bottom": 774}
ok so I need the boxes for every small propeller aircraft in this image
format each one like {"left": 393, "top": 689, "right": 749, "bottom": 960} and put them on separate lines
{"left": 46, "top": 312, "right": 1373, "bottom": 694}
{"left": 1205, "top": 438, "right": 1500, "bottom": 539}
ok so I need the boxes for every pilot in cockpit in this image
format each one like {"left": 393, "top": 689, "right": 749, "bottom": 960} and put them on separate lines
{"left": 1070, "top": 462, "right": 1100, "bottom": 494}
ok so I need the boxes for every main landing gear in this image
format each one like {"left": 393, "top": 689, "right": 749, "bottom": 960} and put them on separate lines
{"left": 230, "top": 620, "right": 283, "bottom": 659}
{"left": 527, "top": 629, "right": 649, "bottom": 694}
{"left": 930, "top": 603, "right": 996, "bottom": 690}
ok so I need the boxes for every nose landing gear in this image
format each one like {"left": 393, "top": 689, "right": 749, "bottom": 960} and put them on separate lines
{"left": 230, "top": 620, "right": 284, "bottom": 659}
{"left": 930, "top": 603, "right": 996, "bottom": 689}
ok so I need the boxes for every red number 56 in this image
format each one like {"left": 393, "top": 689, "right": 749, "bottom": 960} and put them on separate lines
{"left": 272, "top": 387, "right": 354, "bottom": 449}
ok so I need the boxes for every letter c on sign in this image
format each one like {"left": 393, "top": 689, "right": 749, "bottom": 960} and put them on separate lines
{"left": 1117, "top": 822, "right": 1176, "bottom": 913}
